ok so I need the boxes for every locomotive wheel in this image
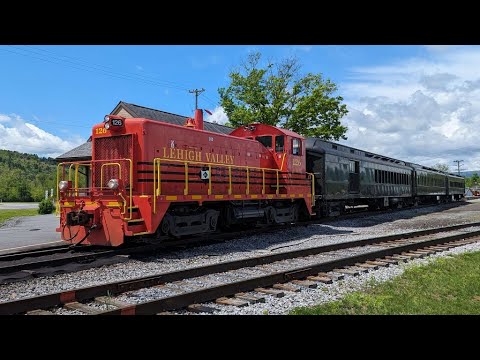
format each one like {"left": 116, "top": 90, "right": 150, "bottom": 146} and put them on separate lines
{"left": 209, "top": 214, "right": 217, "bottom": 230}
{"left": 160, "top": 217, "right": 170, "bottom": 235}
{"left": 292, "top": 203, "right": 300, "bottom": 222}
{"left": 265, "top": 207, "right": 276, "bottom": 224}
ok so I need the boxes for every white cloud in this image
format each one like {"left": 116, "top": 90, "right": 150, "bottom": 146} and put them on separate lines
{"left": 340, "top": 46, "right": 480, "bottom": 172}
{"left": 205, "top": 106, "right": 229, "bottom": 125}
{"left": 0, "top": 113, "right": 84, "bottom": 158}
{"left": 0, "top": 114, "right": 10, "bottom": 123}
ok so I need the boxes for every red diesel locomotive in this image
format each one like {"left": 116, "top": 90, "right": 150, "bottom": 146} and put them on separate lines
{"left": 56, "top": 110, "right": 315, "bottom": 246}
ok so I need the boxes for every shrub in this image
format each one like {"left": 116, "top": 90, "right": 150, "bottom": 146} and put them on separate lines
{"left": 38, "top": 198, "right": 54, "bottom": 214}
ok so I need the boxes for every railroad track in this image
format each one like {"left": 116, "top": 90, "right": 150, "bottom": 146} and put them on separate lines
{"left": 1, "top": 222, "right": 479, "bottom": 315}
{"left": 0, "top": 201, "right": 468, "bottom": 284}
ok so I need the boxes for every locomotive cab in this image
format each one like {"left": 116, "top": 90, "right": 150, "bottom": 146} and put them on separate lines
{"left": 229, "top": 124, "right": 306, "bottom": 173}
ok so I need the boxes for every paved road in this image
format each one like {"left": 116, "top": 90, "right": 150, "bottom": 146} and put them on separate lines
{"left": 0, "top": 202, "right": 39, "bottom": 210}
{"left": 0, "top": 213, "right": 63, "bottom": 252}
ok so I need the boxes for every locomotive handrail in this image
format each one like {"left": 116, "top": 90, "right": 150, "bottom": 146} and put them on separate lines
{"left": 208, "top": 164, "right": 212, "bottom": 195}
{"left": 65, "top": 163, "right": 80, "bottom": 197}
{"left": 100, "top": 162, "right": 130, "bottom": 217}
{"left": 56, "top": 159, "right": 133, "bottom": 220}
{"left": 100, "top": 163, "right": 122, "bottom": 190}
{"left": 228, "top": 166, "right": 232, "bottom": 195}
{"left": 307, "top": 172, "right": 315, "bottom": 207}
{"left": 280, "top": 152, "right": 287, "bottom": 171}
{"left": 152, "top": 157, "right": 295, "bottom": 214}
{"left": 184, "top": 162, "right": 189, "bottom": 196}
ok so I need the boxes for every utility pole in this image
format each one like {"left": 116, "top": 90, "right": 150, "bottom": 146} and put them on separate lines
{"left": 189, "top": 88, "right": 205, "bottom": 110}
{"left": 453, "top": 160, "right": 464, "bottom": 175}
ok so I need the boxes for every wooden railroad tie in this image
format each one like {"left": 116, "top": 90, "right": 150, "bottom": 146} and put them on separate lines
{"left": 254, "top": 287, "right": 285, "bottom": 298}
{"left": 234, "top": 292, "right": 266, "bottom": 304}
{"left": 215, "top": 297, "right": 249, "bottom": 307}
{"left": 333, "top": 268, "right": 360, "bottom": 276}
{"left": 64, "top": 301, "right": 102, "bottom": 314}
{"left": 187, "top": 304, "right": 217, "bottom": 314}
{"left": 291, "top": 279, "right": 318, "bottom": 288}
{"left": 306, "top": 275, "right": 333, "bottom": 284}
{"left": 273, "top": 283, "right": 300, "bottom": 292}
{"left": 318, "top": 272, "right": 344, "bottom": 280}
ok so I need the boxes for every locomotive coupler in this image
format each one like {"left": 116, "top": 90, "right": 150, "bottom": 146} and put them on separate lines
{"left": 66, "top": 210, "right": 91, "bottom": 226}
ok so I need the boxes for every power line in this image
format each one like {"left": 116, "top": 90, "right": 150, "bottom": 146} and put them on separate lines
{"left": 13, "top": 45, "right": 189, "bottom": 90}
{"left": 25, "top": 45, "right": 195, "bottom": 90}
{"left": 189, "top": 88, "right": 205, "bottom": 109}
{"left": 1, "top": 47, "right": 166, "bottom": 89}
{"left": 0, "top": 46, "right": 198, "bottom": 128}
{"left": 2, "top": 46, "right": 191, "bottom": 92}
{"left": 0, "top": 46, "right": 223, "bottom": 128}
{"left": 453, "top": 160, "right": 464, "bottom": 175}
{"left": 199, "top": 93, "right": 218, "bottom": 109}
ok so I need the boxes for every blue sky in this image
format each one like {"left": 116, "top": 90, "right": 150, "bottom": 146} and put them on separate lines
{"left": 0, "top": 45, "right": 478, "bottom": 172}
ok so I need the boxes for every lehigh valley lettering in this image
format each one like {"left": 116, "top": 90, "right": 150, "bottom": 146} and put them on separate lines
{"left": 162, "top": 147, "right": 235, "bottom": 165}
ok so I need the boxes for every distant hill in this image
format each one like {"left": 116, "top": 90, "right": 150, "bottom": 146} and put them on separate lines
{"left": 460, "top": 170, "right": 480, "bottom": 177}
{"left": 0, "top": 149, "right": 57, "bottom": 202}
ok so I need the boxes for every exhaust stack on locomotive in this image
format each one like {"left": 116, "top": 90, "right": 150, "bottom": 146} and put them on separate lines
{"left": 184, "top": 109, "right": 204, "bottom": 130}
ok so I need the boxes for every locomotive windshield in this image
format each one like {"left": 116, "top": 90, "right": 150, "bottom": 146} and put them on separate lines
{"left": 256, "top": 135, "right": 272, "bottom": 148}
{"left": 275, "top": 135, "right": 285, "bottom": 152}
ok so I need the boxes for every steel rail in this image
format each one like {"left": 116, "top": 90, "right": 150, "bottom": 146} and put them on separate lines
{"left": 1, "top": 223, "right": 479, "bottom": 315}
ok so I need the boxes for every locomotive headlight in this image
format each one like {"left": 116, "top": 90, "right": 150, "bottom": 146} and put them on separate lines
{"left": 58, "top": 181, "right": 69, "bottom": 191}
{"left": 104, "top": 115, "right": 110, "bottom": 122}
{"left": 107, "top": 178, "right": 119, "bottom": 190}
{"left": 104, "top": 122, "right": 110, "bottom": 130}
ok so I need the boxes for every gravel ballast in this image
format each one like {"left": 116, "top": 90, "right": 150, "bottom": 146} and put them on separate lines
{"left": 1, "top": 200, "right": 479, "bottom": 314}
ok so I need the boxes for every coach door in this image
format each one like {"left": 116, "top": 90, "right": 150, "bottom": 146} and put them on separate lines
{"left": 348, "top": 160, "right": 360, "bottom": 193}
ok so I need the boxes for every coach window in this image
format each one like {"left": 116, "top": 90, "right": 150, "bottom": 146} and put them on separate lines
{"left": 256, "top": 135, "right": 272, "bottom": 148}
{"left": 275, "top": 135, "right": 285, "bottom": 152}
{"left": 292, "top": 138, "right": 301, "bottom": 155}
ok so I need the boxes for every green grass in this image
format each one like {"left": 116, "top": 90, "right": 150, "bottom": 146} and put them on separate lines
{"left": 291, "top": 251, "right": 480, "bottom": 315}
{"left": 0, "top": 208, "right": 39, "bottom": 226}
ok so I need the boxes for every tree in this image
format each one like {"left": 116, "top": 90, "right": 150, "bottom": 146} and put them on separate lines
{"left": 471, "top": 172, "right": 479, "bottom": 186}
{"left": 432, "top": 163, "right": 450, "bottom": 172}
{"left": 218, "top": 52, "right": 349, "bottom": 140}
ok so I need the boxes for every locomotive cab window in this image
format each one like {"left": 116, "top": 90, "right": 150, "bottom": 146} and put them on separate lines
{"left": 275, "top": 135, "right": 285, "bottom": 152}
{"left": 256, "top": 136, "right": 272, "bottom": 148}
{"left": 292, "top": 138, "right": 301, "bottom": 155}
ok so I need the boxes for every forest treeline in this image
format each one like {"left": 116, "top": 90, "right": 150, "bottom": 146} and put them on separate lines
{"left": 0, "top": 149, "right": 57, "bottom": 202}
